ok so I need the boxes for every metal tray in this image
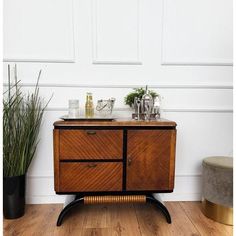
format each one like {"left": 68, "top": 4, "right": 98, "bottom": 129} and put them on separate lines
{"left": 60, "top": 115, "right": 115, "bottom": 121}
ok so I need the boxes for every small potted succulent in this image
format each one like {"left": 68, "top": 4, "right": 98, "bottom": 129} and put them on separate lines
{"left": 3, "top": 65, "right": 50, "bottom": 219}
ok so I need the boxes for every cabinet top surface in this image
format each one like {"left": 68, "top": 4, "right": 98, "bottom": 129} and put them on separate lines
{"left": 54, "top": 118, "right": 177, "bottom": 127}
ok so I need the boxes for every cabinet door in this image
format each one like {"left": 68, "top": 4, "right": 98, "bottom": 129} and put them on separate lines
{"left": 126, "top": 130, "right": 176, "bottom": 191}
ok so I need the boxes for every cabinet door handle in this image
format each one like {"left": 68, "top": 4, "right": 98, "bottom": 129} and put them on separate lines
{"left": 86, "top": 130, "right": 96, "bottom": 135}
{"left": 87, "top": 163, "right": 97, "bottom": 168}
{"left": 128, "top": 158, "right": 132, "bottom": 166}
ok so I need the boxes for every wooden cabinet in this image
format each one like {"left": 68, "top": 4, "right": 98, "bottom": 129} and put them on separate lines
{"left": 53, "top": 119, "right": 177, "bottom": 194}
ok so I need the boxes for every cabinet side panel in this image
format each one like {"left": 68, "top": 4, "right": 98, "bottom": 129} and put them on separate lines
{"left": 53, "top": 129, "right": 60, "bottom": 192}
{"left": 169, "top": 129, "right": 177, "bottom": 189}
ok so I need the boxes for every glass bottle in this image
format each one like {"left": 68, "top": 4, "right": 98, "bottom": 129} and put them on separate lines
{"left": 68, "top": 99, "right": 79, "bottom": 118}
{"left": 85, "top": 92, "right": 94, "bottom": 118}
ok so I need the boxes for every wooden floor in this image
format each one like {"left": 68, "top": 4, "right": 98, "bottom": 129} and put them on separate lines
{"left": 4, "top": 202, "right": 233, "bottom": 236}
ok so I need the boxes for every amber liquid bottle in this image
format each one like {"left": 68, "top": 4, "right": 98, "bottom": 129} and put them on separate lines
{"left": 85, "top": 92, "right": 94, "bottom": 118}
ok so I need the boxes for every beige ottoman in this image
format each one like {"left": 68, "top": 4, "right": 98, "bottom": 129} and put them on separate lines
{"left": 202, "top": 156, "right": 233, "bottom": 225}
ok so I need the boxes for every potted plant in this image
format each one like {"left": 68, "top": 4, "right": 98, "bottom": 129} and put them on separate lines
{"left": 3, "top": 65, "right": 50, "bottom": 219}
{"left": 124, "top": 87, "right": 158, "bottom": 107}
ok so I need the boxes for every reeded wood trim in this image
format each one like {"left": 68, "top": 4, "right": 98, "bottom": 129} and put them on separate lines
{"left": 84, "top": 195, "right": 146, "bottom": 204}
{"left": 53, "top": 129, "right": 60, "bottom": 192}
{"left": 169, "top": 130, "right": 176, "bottom": 189}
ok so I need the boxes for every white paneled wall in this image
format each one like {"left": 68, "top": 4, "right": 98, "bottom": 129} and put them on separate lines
{"left": 92, "top": 0, "right": 141, "bottom": 64}
{"left": 162, "top": 0, "right": 233, "bottom": 65}
{"left": 4, "top": 0, "right": 75, "bottom": 62}
{"left": 3, "top": 0, "right": 233, "bottom": 203}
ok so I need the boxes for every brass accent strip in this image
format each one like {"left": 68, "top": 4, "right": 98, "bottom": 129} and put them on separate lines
{"left": 84, "top": 195, "right": 146, "bottom": 204}
{"left": 202, "top": 199, "right": 233, "bottom": 225}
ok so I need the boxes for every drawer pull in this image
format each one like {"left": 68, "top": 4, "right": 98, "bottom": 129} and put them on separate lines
{"left": 86, "top": 131, "right": 96, "bottom": 135}
{"left": 87, "top": 163, "right": 97, "bottom": 168}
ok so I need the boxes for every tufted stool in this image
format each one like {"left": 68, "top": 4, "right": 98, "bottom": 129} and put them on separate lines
{"left": 202, "top": 156, "right": 233, "bottom": 225}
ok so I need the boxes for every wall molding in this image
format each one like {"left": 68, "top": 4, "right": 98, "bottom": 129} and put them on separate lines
{"left": 93, "top": 60, "right": 142, "bottom": 65}
{"left": 3, "top": 83, "right": 233, "bottom": 89}
{"left": 26, "top": 195, "right": 65, "bottom": 204}
{"left": 159, "top": 193, "right": 201, "bottom": 201}
{"left": 161, "top": 0, "right": 233, "bottom": 67}
{"left": 161, "top": 61, "right": 233, "bottom": 66}
{"left": 3, "top": 58, "right": 75, "bottom": 63}
{"left": 42, "top": 107, "right": 233, "bottom": 113}
{"left": 162, "top": 108, "right": 233, "bottom": 113}
{"left": 3, "top": 0, "right": 76, "bottom": 64}
{"left": 92, "top": 0, "right": 141, "bottom": 65}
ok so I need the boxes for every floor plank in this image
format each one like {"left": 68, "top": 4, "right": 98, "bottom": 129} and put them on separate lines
{"left": 3, "top": 202, "right": 233, "bottom": 236}
{"left": 108, "top": 204, "right": 142, "bottom": 236}
{"left": 180, "top": 202, "right": 233, "bottom": 236}
{"left": 82, "top": 204, "right": 111, "bottom": 229}
{"left": 134, "top": 202, "right": 200, "bottom": 236}
{"left": 81, "top": 228, "right": 113, "bottom": 236}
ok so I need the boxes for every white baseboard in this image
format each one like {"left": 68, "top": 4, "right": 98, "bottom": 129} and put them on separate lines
{"left": 159, "top": 193, "right": 201, "bottom": 201}
{"left": 26, "top": 195, "right": 65, "bottom": 204}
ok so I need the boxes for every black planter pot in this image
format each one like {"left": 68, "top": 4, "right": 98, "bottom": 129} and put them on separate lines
{"left": 3, "top": 175, "right": 26, "bottom": 219}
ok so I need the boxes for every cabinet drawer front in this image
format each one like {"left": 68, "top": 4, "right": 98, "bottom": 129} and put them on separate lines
{"left": 59, "top": 130, "right": 123, "bottom": 160}
{"left": 59, "top": 162, "right": 122, "bottom": 192}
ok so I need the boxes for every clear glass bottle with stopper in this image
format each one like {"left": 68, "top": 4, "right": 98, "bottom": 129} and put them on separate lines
{"left": 85, "top": 92, "right": 94, "bottom": 118}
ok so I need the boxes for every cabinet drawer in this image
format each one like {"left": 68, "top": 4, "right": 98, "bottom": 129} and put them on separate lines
{"left": 59, "top": 130, "right": 123, "bottom": 160}
{"left": 59, "top": 162, "right": 122, "bottom": 192}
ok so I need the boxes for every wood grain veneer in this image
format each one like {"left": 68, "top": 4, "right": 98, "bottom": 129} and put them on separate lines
{"left": 59, "top": 162, "right": 122, "bottom": 192}
{"left": 126, "top": 130, "right": 176, "bottom": 191}
{"left": 59, "top": 130, "right": 123, "bottom": 160}
{"left": 169, "top": 130, "right": 177, "bottom": 189}
{"left": 53, "top": 129, "right": 60, "bottom": 192}
{"left": 53, "top": 118, "right": 177, "bottom": 194}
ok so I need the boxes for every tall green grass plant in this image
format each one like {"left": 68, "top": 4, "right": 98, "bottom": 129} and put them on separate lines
{"left": 3, "top": 65, "right": 50, "bottom": 177}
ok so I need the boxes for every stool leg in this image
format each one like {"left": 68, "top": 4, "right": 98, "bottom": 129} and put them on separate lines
{"left": 57, "top": 196, "right": 84, "bottom": 226}
{"left": 146, "top": 195, "right": 172, "bottom": 224}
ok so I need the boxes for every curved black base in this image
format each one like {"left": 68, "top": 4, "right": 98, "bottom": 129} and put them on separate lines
{"left": 57, "top": 196, "right": 84, "bottom": 226}
{"left": 146, "top": 195, "right": 171, "bottom": 224}
{"left": 56, "top": 194, "right": 172, "bottom": 226}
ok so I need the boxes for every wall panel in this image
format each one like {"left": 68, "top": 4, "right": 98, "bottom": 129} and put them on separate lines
{"left": 92, "top": 0, "right": 141, "bottom": 64}
{"left": 162, "top": 0, "right": 233, "bottom": 65}
{"left": 3, "top": 0, "right": 75, "bottom": 62}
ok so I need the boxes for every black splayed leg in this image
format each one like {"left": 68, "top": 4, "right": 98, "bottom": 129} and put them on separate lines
{"left": 56, "top": 196, "right": 84, "bottom": 226}
{"left": 146, "top": 195, "right": 172, "bottom": 224}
